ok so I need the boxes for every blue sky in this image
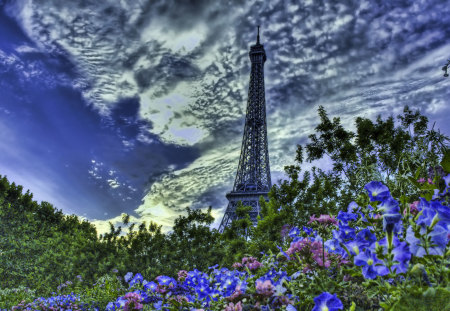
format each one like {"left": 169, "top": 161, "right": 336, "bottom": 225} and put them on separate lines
{"left": 1, "top": 0, "right": 449, "bottom": 234}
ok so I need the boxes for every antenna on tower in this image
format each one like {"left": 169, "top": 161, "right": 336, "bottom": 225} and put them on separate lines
{"left": 257, "top": 25, "right": 260, "bottom": 44}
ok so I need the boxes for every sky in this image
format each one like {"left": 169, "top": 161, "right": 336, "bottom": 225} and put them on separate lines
{"left": 1, "top": 0, "right": 449, "bottom": 235}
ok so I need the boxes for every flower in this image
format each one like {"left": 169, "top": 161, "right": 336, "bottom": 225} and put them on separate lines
{"left": 225, "top": 301, "right": 243, "bottom": 311}
{"left": 336, "top": 211, "right": 358, "bottom": 224}
{"left": 177, "top": 270, "right": 188, "bottom": 282}
{"left": 354, "top": 249, "right": 389, "bottom": 279}
{"left": 288, "top": 227, "right": 301, "bottom": 238}
{"left": 255, "top": 279, "right": 274, "bottom": 297}
{"left": 404, "top": 201, "right": 419, "bottom": 216}
{"left": 143, "top": 281, "right": 157, "bottom": 292}
{"left": 406, "top": 225, "right": 448, "bottom": 257}
{"left": 308, "top": 214, "right": 338, "bottom": 226}
{"left": 364, "top": 181, "right": 391, "bottom": 202}
{"left": 124, "top": 272, "right": 134, "bottom": 283}
{"left": 129, "top": 273, "right": 144, "bottom": 287}
{"left": 312, "top": 292, "right": 343, "bottom": 311}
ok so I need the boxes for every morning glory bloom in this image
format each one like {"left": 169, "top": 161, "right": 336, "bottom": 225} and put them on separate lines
{"left": 378, "top": 197, "right": 400, "bottom": 215}
{"left": 356, "top": 228, "right": 377, "bottom": 248}
{"left": 312, "top": 292, "right": 343, "bottom": 311}
{"left": 302, "top": 226, "right": 313, "bottom": 235}
{"left": 354, "top": 249, "right": 389, "bottom": 279}
{"left": 429, "top": 200, "right": 450, "bottom": 224}
{"left": 337, "top": 211, "right": 358, "bottom": 224}
{"left": 129, "top": 273, "right": 144, "bottom": 287}
{"left": 347, "top": 201, "right": 359, "bottom": 213}
{"left": 157, "top": 275, "right": 176, "bottom": 287}
{"left": 406, "top": 225, "right": 448, "bottom": 257}
{"left": 364, "top": 181, "right": 391, "bottom": 202}
{"left": 376, "top": 237, "right": 411, "bottom": 273}
{"left": 289, "top": 227, "right": 301, "bottom": 238}
{"left": 124, "top": 272, "right": 134, "bottom": 283}
{"left": 336, "top": 225, "right": 356, "bottom": 242}
{"left": 325, "top": 238, "right": 345, "bottom": 257}
{"left": 383, "top": 213, "right": 402, "bottom": 236}
{"left": 144, "top": 281, "right": 157, "bottom": 292}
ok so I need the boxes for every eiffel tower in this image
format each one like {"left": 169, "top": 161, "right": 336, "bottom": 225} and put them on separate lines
{"left": 219, "top": 26, "right": 271, "bottom": 233}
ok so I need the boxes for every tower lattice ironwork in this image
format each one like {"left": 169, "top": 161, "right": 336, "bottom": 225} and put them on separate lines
{"left": 219, "top": 26, "right": 271, "bottom": 233}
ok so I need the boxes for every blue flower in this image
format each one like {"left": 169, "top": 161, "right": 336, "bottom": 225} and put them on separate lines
{"left": 336, "top": 225, "right": 356, "bottom": 242}
{"left": 157, "top": 276, "right": 175, "bottom": 287}
{"left": 325, "top": 238, "right": 345, "bottom": 256}
{"left": 129, "top": 273, "right": 144, "bottom": 287}
{"left": 195, "top": 283, "right": 212, "bottom": 300}
{"left": 356, "top": 228, "right": 377, "bottom": 248}
{"left": 406, "top": 225, "right": 448, "bottom": 257}
{"left": 124, "top": 272, "right": 133, "bottom": 283}
{"left": 383, "top": 213, "right": 402, "bottom": 235}
{"left": 378, "top": 197, "right": 400, "bottom": 214}
{"left": 364, "top": 181, "right": 391, "bottom": 202}
{"left": 354, "top": 249, "right": 389, "bottom": 279}
{"left": 346, "top": 201, "right": 359, "bottom": 213}
{"left": 337, "top": 211, "right": 358, "bottom": 224}
{"left": 144, "top": 281, "right": 157, "bottom": 292}
{"left": 289, "top": 227, "right": 301, "bottom": 238}
{"left": 312, "top": 292, "right": 343, "bottom": 311}
{"left": 430, "top": 200, "right": 450, "bottom": 224}
{"left": 302, "top": 226, "right": 313, "bottom": 235}
{"left": 376, "top": 236, "right": 411, "bottom": 273}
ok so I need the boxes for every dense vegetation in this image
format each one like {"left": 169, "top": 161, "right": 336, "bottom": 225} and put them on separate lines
{"left": 0, "top": 106, "right": 449, "bottom": 310}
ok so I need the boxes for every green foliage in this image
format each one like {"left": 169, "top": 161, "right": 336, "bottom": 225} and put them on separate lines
{"left": 262, "top": 106, "right": 448, "bottom": 231}
{"left": 388, "top": 286, "right": 450, "bottom": 311}
{"left": 0, "top": 286, "right": 37, "bottom": 310}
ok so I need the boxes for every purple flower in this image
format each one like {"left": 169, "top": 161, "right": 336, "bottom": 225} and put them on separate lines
{"left": 312, "top": 292, "right": 343, "bottom": 311}
{"left": 364, "top": 181, "right": 391, "bottom": 202}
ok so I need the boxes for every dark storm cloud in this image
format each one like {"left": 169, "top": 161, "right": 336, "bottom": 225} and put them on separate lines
{"left": 134, "top": 54, "right": 201, "bottom": 94}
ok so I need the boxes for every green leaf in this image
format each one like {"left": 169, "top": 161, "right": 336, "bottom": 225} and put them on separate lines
{"left": 441, "top": 149, "right": 450, "bottom": 173}
{"left": 348, "top": 301, "right": 356, "bottom": 311}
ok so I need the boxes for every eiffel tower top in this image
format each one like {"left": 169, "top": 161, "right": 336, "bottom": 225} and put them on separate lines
{"left": 250, "top": 26, "right": 266, "bottom": 63}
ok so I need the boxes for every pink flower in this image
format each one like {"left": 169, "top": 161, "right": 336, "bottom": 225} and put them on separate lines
{"left": 256, "top": 280, "right": 275, "bottom": 297}
{"left": 225, "top": 301, "right": 243, "bottom": 311}
{"left": 177, "top": 270, "right": 188, "bottom": 282}
{"left": 308, "top": 214, "right": 338, "bottom": 226}
{"left": 124, "top": 292, "right": 143, "bottom": 311}
{"left": 417, "top": 178, "right": 426, "bottom": 183}
{"left": 232, "top": 262, "right": 243, "bottom": 269}
{"left": 404, "top": 201, "right": 419, "bottom": 216}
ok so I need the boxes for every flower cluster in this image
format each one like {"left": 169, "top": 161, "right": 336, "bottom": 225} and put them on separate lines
{"left": 232, "top": 256, "right": 263, "bottom": 271}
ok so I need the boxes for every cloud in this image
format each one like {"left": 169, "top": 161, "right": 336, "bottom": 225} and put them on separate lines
{"left": 4, "top": 0, "right": 450, "bottom": 236}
